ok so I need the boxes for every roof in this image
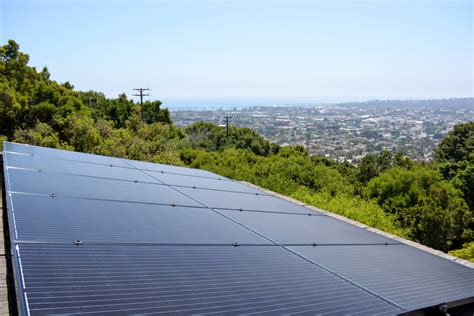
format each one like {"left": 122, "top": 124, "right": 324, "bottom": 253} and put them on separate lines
{"left": 2, "top": 141, "right": 473, "bottom": 315}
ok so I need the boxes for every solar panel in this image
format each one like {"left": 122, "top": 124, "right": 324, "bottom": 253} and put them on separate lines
{"left": 124, "top": 158, "right": 223, "bottom": 179}
{"left": 5, "top": 151, "right": 155, "bottom": 182}
{"left": 142, "top": 169, "right": 265, "bottom": 194}
{"left": 3, "top": 142, "right": 473, "bottom": 315}
{"left": 216, "top": 209, "right": 396, "bottom": 244}
{"left": 19, "top": 244, "right": 403, "bottom": 315}
{"left": 10, "top": 194, "right": 270, "bottom": 244}
{"left": 4, "top": 142, "right": 130, "bottom": 167}
{"left": 178, "top": 186, "right": 324, "bottom": 215}
{"left": 7, "top": 168, "right": 201, "bottom": 207}
{"left": 290, "top": 245, "right": 474, "bottom": 311}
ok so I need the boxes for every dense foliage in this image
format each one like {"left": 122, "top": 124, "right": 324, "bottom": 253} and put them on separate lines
{"left": 1, "top": 40, "right": 473, "bottom": 260}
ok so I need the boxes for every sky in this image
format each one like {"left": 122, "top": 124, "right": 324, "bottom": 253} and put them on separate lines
{"left": 1, "top": 0, "right": 473, "bottom": 106}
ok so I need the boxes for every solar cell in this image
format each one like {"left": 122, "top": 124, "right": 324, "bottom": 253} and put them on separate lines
{"left": 19, "top": 244, "right": 403, "bottom": 316}
{"left": 290, "top": 245, "right": 474, "bottom": 311}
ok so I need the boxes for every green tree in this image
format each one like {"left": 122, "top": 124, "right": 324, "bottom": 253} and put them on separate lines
{"left": 436, "top": 121, "right": 474, "bottom": 162}
{"left": 142, "top": 100, "right": 171, "bottom": 125}
{"left": 364, "top": 166, "right": 471, "bottom": 251}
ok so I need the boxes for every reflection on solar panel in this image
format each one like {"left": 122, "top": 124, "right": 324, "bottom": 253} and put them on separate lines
{"left": 2, "top": 142, "right": 473, "bottom": 315}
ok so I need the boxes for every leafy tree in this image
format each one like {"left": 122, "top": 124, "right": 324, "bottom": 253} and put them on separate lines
{"left": 436, "top": 122, "right": 474, "bottom": 211}
{"left": 364, "top": 166, "right": 471, "bottom": 250}
{"left": 142, "top": 100, "right": 171, "bottom": 125}
{"left": 436, "top": 121, "right": 474, "bottom": 162}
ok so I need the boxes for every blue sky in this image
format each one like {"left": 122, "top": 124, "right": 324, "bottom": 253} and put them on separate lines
{"left": 1, "top": 0, "right": 472, "bottom": 105}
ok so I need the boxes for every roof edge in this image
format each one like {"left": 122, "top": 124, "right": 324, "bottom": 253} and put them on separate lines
{"left": 240, "top": 180, "right": 474, "bottom": 269}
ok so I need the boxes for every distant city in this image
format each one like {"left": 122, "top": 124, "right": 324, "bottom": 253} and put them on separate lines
{"left": 172, "top": 98, "right": 474, "bottom": 163}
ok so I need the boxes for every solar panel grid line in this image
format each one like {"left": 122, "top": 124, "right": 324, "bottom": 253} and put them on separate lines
{"left": 29, "top": 289, "right": 389, "bottom": 315}
{"left": 169, "top": 294, "right": 370, "bottom": 316}
{"left": 24, "top": 275, "right": 358, "bottom": 296}
{"left": 226, "top": 295, "right": 391, "bottom": 316}
{"left": 386, "top": 287, "right": 474, "bottom": 304}
{"left": 218, "top": 207, "right": 322, "bottom": 216}
{"left": 284, "top": 303, "right": 397, "bottom": 316}
{"left": 24, "top": 278, "right": 359, "bottom": 302}
{"left": 330, "top": 265, "right": 467, "bottom": 283}
{"left": 25, "top": 276, "right": 355, "bottom": 301}
{"left": 26, "top": 282, "right": 364, "bottom": 310}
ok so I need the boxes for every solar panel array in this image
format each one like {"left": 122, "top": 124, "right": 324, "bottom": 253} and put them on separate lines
{"left": 3, "top": 142, "right": 473, "bottom": 315}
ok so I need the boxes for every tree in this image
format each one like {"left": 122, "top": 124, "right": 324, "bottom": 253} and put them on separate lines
{"left": 364, "top": 166, "right": 471, "bottom": 251}
{"left": 142, "top": 100, "right": 171, "bottom": 125}
{"left": 436, "top": 121, "right": 474, "bottom": 162}
{"left": 436, "top": 122, "right": 474, "bottom": 211}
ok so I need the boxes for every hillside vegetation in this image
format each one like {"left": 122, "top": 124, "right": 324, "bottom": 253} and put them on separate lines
{"left": 1, "top": 40, "right": 473, "bottom": 260}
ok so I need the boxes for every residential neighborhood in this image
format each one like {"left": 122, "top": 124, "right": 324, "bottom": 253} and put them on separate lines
{"left": 172, "top": 98, "right": 474, "bottom": 162}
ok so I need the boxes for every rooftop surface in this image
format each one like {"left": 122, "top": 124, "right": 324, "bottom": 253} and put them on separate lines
{"left": 2, "top": 142, "right": 473, "bottom": 315}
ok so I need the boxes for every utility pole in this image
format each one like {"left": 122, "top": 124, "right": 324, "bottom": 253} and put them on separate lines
{"left": 133, "top": 88, "right": 150, "bottom": 106}
{"left": 133, "top": 88, "right": 150, "bottom": 119}
{"left": 224, "top": 116, "right": 232, "bottom": 137}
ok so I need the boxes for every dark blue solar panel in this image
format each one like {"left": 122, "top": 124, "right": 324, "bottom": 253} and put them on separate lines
{"left": 19, "top": 244, "right": 403, "bottom": 316}
{"left": 124, "top": 158, "right": 223, "bottom": 179}
{"left": 4, "top": 142, "right": 130, "bottom": 167}
{"left": 10, "top": 194, "right": 270, "bottom": 244}
{"left": 217, "top": 209, "right": 395, "bottom": 244}
{"left": 143, "top": 169, "right": 265, "bottom": 194}
{"left": 7, "top": 168, "right": 201, "bottom": 207}
{"left": 290, "top": 245, "right": 474, "bottom": 311}
{"left": 5, "top": 151, "right": 155, "bottom": 182}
